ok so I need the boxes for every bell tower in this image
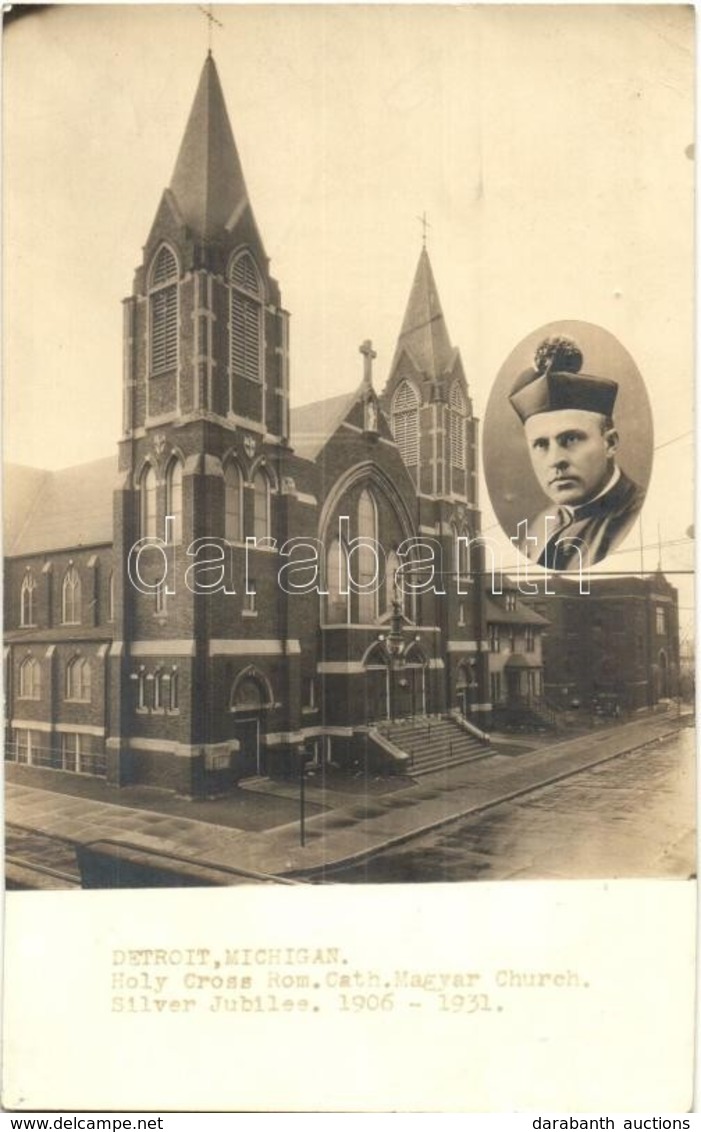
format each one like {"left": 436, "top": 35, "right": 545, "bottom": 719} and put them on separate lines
{"left": 109, "top": 54, "right": 295, "bottom": 796}
{"left": 122, "top": 52, "right": 290, "bottom": 443}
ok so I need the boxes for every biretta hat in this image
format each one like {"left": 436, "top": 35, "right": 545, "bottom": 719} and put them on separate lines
{"left": 509, "top": 336, "right": 618, "bottom": 424}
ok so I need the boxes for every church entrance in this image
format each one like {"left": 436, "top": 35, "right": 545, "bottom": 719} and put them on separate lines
{"left": 395, "top": 662, "right": 426, "bottom": 718}
{"left": 365, "top": 660, "right": 389, "bottom": 723}
{"left": 229, "top": 667, "right": 271, "bottom": 778}
{"left": 364, "top": 646, "right": 428, "bottom": 722}
{"left": 232, "top": 717, "right": 262, "bottom": 778}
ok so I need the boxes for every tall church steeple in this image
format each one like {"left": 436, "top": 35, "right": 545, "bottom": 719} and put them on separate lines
{"left": 123, "top": 53, "right": 287, "bottom": 440}
{"left": 169, "top": 53, "right": 254, "bottom": 243}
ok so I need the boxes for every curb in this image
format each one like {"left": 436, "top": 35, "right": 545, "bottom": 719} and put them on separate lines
{"left": 286, "top": 721, "right": 689, "bottom": 879}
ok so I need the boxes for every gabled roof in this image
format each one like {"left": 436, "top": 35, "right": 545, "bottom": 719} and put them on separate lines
{"left": 169, "top": 53, "right": 253, "bottom": 241}
{"left": 484, "top": 596, "right": 550, "bottom": 627}
{"left": 4, "top": 456, "right": 117, "bottom": 557}
{"left": 290, "top": 386, "right": 365, "bottom": 461}
{"left": 389, "top": 247, "right": 455, "bottom": 379}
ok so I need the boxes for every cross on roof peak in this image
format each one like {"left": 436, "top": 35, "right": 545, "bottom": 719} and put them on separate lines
{"left": 417, "top": 211, "right": 431, "bottom": 247}
{"left": 197, "top": 5, "right": 223, "bottom": 53}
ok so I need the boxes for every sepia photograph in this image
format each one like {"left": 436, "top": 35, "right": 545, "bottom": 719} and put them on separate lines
{"left": 2, "top": 2, "right": 695, "bottom": 1113}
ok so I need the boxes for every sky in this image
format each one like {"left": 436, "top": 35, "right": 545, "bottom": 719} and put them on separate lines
{"left": 3, "top": 4, "right": 695, "bottom": 635}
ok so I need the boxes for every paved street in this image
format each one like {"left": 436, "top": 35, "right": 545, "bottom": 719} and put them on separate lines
{"left": 5, "top": 713, "right": 694, "bottom": 885}
{"left": 334, "top": 727, "right": 695, "bottom": 882}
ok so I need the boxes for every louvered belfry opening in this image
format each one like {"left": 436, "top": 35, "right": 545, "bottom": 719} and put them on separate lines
{"left": 450, "top": 382, "right": 466, "bottom": 469}
{"left": 229, "top": 251, "right": 262, "bottom": 385}
{"left": 149, "top": 245, "right": 179, "bottom": 375}
{"left": 392, "top": 381, "right": 419, "bottom": 467}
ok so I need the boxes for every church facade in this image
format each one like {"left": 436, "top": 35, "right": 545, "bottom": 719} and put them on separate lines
{"left": 4, "top": 56, "right": 490, "bottom": 798}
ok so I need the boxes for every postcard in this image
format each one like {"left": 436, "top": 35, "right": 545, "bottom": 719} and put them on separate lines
{"left": 2, "top": 4, "right": 695, "bottom": 1113}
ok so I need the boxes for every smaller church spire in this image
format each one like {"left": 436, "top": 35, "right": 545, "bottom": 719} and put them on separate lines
{"left": 390, "top": 246, "right": 454, "bottom": 379}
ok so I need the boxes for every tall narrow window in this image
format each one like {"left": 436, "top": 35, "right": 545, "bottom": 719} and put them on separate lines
{"left": 224, "top": 464, "right": 243, "bottom": 542}
{"left": 166, "top": 458, "right": 183, "bottom": 544}
{"left": 169, "top": 669, "right": 179, "bottom": 712}
{"left": 325, "top": 538, "right": 348, "bottom": 624}
{"left": 357, "top": 489, "right": 378, "bottom": 623}
{"left": 19, "top": 657, "right": 41, "bottom": 700}
{"left": 252, "top": 471, "right": 270, "bottom": 540}
{"left": 229, "top": 252, "right": 263, "bottom": 384}
{"left": 149, "top": 245, "right": 178, "bottom": 375}
{"left": 62, "top": 566, "right": 82, "bottom": 625}
{"left": 140, "top": 466, "right": 157, "bottom": 539}
{"left": 391, "top": 382, "right": 419, "bottom": 467}
{"left": 66, "top": 656, "right": 91, "bottom": 702}
{"left": 108, "top": 572, "right": 115, "bottom": 622}
{"left": 153, "top": 669, "right": 165, "bottom": 711}
{"left": 136, "top": 668, "right": 147, "bottom": 711}
{"left": 20, "top": 572, "right": 36, "bottom": 627}
{"left": 450, "top": 383, "right": 466, "bottom": 469}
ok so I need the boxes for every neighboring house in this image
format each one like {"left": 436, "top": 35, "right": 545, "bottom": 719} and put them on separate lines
{"left": 484, "top": 579, "right": 549, "bottom": 727}
{"left": 521, "top": 571, "right": 680, "bottom": 710}
{"left": 3, "top": 55, "right": 489, "bottom": 796}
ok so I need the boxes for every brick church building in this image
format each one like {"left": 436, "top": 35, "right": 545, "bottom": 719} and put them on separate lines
{"left": 4, "top": 55, "right": 490, "bottom": 797}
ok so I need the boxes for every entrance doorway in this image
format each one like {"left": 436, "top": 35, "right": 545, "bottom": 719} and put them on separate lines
{"left": 233, "top": 717, "right": 262, "bottom": 778}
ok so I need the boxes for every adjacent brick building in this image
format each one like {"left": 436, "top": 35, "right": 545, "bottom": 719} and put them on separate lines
{"left": 522, "top": 571, "right": 680, "bottom": 710}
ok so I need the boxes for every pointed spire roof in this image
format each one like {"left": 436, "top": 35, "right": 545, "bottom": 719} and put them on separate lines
{"left": 169, "top": 53, "right": 251, "bottom": 241}
{"left": 391, "top": 247, "right": 455, "bottom": 378}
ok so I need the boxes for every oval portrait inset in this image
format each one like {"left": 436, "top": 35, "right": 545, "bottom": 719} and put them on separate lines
{"left": 483, "top": 321, "right": 653, "bottom": 571}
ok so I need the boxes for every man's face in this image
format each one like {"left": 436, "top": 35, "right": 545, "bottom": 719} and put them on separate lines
{"left": 523, "top": 408, "right": 618, "bottom": 506}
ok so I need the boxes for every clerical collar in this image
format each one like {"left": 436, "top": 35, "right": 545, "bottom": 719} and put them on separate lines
{"left": 559, "top": 465, "right": 621, "bottom": 522}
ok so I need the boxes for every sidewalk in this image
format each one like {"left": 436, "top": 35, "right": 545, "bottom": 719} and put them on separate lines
{"left": 5, "top": 711, "right": 693, "bottom": 882}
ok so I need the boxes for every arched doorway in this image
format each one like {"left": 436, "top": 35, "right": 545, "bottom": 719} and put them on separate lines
{"left": 397, "top": 646, "right": 427, "bottom": 718}
{"left": 229, "top": 667, "right": 272, "bottom": 777}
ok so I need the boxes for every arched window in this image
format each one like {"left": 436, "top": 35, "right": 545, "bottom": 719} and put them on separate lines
{"left": 252, "top": 470, "right": 270, "bottom": 540}
{"left": 357, "top": 489, "right": 378, "bottom": 623}
{"left": 325, "top": 538, "right": 349, "bottom": 624}
{"left": 140, "top": 465, "right": 157, "bottom": 539}
{"left": 62, "top": 566, "right": 82, "bottom": 625}
{"left": 19, "top": 656, "right": 40, "bottom": 700}
{"left": 136, "top": 668, "right": 147, "bottom": 711}
{"left": 153, "top": 668, "right": 165, "bottom": 711}
{"left": 229, "top": 252, "right": 263, "bottom": 385}
{"left": 149, "top": 245, "right": 178, "bottom": 375}
{"left": 166, "top": 458, "right": 183, "bottom": 544}
{"left": 66, "top": 656, "right": 91, "bottom": 702}
{"left": 169, "top": 668, "right": 179, "bottom": 712}
{"left": 20, "top": 572, "right": 36, "bottom": 627}
{"left": 224, "top": 463, "right": 243, "bottom": 542}
{"left": 450, "top": 383, "right": 466, "bottom": 469}
{"left": 391, "top": 381, "right": 419, "bottom": 467}
{"left": 230, "top": 667, "right": 271, "bottom": 711}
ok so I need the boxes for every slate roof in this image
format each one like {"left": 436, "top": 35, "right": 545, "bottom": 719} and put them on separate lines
{"left": 290, "top": 386, "right": 364, "bottom": 461}
{"left": 4, "top": 456, "right": 117, "bottom": 557}
{"left": 170, "top": 53, "right": 253, "bottom": 241}
{"left": 389, "top": 247, "right": 456, "bottom": 379}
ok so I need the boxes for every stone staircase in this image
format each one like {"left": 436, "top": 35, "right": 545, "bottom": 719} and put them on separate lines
{"left": 374, "top": 715, "right": 493, "bottom": 777}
